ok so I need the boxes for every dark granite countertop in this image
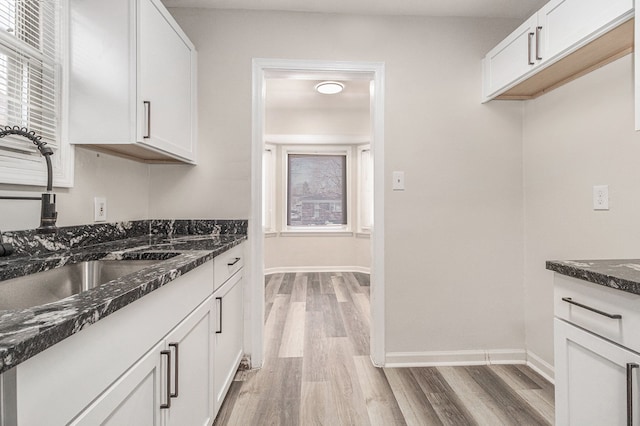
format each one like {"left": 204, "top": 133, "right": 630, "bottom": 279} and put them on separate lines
{"left": 546, "top": 259, "right": 640, "bottom": 296}
{"left": 0, "top": 220, "right": 247, "bottom": 374}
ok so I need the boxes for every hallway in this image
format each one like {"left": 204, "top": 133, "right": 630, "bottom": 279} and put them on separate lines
{"left": 214, "top": 272, "right": 554, "bottom": 425}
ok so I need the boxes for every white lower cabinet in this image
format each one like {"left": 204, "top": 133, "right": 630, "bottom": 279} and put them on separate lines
{"left": 213, "top": 270, "right": 244, "bottom": 412}
{"left": 0, "top": 244, "right": 247, "bottom": 425}
{"left": 70, "top": 340, "right": 164, "bottom": 426}
{"left": 555, "top": 319, "right": 640, "bottom": 425}
{"left": 554, "top": 275, "right": 640, "bottom": 426}
{"left": 71, "top": 296, "right": 214, "bottom": 426}
{"left": 164, "top": 296, "right": 214, "bottom": 426}
{"left": 2, "top": 261, "right": 214, "bottom": 426}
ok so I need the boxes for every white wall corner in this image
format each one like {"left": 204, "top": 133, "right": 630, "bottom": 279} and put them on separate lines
{"left": 526, "top": 350, "right": 555, "bottom": 384}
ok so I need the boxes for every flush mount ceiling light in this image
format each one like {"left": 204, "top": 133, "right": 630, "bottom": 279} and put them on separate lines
{"left": 315, "top": 81, "right": 344, "bottom": 95}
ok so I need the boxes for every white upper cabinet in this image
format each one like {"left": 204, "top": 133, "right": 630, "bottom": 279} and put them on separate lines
{"left": 68, "top": 0, "right": 197, "bottom": 164}
{"left": 482, "top": 0, "right": 633, "bottom": 102}
{"left": 483, "top": 15, "right": 539, "bottom": 99}
{"left": 539, "top": 0, "right": 632, "bottom": 60}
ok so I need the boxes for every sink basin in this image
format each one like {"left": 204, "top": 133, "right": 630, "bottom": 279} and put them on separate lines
{"left": 0, "top": 260, "right": 159, "bottom": 311}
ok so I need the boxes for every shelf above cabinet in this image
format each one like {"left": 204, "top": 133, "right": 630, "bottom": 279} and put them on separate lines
{"left": 496, "top": 18, "right": 633, "bottom": 100}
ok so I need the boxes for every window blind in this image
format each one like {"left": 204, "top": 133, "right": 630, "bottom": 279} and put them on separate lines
{"left": 0, "top": 0, "right": 59, "bottom": 157}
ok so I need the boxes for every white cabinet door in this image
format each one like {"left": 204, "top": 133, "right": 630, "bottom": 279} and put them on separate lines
{"left": 138, "top": 0, "right": 196, "bottom": 161}
{"left": 164, "top": 296, "right": 215, "bottom": 426}
{"left": 555, "top": 319, "right": 640, "bottom": 426}
{"left": 70, "top": 341, "right": 165, "bottom": 426}
{"left": 213, "top": 271, "right": 244, "bottom": 412}
{"left": 482, "top": 15, "right": 538, "bottom": 99}
{"left": 538, "top": 0, "right": 632, "bottom": 60}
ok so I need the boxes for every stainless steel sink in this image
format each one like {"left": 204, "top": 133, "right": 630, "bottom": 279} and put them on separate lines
{"left": 0, "top": 260, "right": 159, "bottom": 311}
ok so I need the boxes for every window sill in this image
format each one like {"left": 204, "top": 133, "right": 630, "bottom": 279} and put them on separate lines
{"left": 264, "top": 231, "right": 278, "bottom": 238}
{"left": 355, "top": 232, "right": 371, "bottom": 239}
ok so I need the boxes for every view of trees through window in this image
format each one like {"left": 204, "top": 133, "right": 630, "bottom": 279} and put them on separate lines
{"left": 287, "top": 154, "right": 347, "bottom": 226}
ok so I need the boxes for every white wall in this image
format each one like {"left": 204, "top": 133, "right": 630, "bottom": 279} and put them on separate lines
{"left": 523, "top": 54, "right": 640, "bottom": 367}
{"left": 152, "top": 9, "right": 526, "bottom": 357}
{"left": 266, "top": 108, "right": 370, "bottom": 136}
{"left": 0, "top": 148, "right": 150, "bottom": 231}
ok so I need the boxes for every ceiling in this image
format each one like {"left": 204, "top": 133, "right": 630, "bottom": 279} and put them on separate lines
{"left": 162, "top": 0, "right": 548, "bottom": 20}
{"left": 164, "top": 0, "right": 550, "bottom": 112}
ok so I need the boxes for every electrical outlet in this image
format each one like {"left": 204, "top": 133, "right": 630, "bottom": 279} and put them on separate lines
{"left": 593, "top": 185, "right": 609, "bottom": 211}
{"left": 94, "top": 197, "right": 107, "bottom": 222}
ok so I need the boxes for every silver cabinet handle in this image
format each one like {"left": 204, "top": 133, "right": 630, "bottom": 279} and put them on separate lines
{"left": 628, "top": 363, "right": 638, "bottom": 426}
{"left": 216, "top": 296, "right": 223, "bottom": 334}
{"left": 160, "top": 349, "right": 171, "bottom": 409}
{"left": 228, "top": 257, "right": 241, "bottom": 267}
{"left": 143, "top": 101, "right": 151, "bottom": 139}
{"left": 169, "top": 343, "right": 179, "bottom": 398}
{"left": 562, "top": 297, "right": 622, "bottom": 319}
{"left": 535, "top": 26, "right": 542, "bottom": 60}
{"left": 528, "top": 32, "right": 535, "bottom": 65}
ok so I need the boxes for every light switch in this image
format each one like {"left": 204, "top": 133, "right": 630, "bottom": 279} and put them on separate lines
{"left": 393, "top": 171, "right": 405, "bottom": 191}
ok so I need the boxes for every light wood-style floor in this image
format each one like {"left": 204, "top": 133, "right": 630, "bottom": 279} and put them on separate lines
{"left": 214, "top": 272, "right": 555, "bottom": 425}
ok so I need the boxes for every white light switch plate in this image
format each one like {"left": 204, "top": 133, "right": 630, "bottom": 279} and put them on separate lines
{"left": 593, "top": 185, "right": 609, "bottom": 210}
{"left": 393, "top": 171, "right": 405, "bottom": 191}
{"left": 94, "top": 197, "right": 107, "bottom": 222}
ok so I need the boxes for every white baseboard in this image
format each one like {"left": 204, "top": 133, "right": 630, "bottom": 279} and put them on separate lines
{"left": 385, "top": 349, "right": 527, "bottom": 368}
{"left": 264, "top": 266, "right": 371, "bottom": 275}
{"left": 526, "top": 351, "right": 555, "bottom": 384}
{"left": 384, "top": 349, "right": 555, "bottom": 383}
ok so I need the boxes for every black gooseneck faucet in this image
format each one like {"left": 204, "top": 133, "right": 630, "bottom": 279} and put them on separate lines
{"left": 0, "top": 125, "right": 58, "bottom": 256}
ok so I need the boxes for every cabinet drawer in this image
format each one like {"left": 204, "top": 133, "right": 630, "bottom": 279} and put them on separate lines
{"left": 554, "top": 274, "right": 640, "bottom": 353}
{"left": 214, "top": 243, "right": 244, "bottom": 290}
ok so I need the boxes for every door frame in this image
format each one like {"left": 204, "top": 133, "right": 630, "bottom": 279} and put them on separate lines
{"left": 248, "top": 58, "right": 386, "bottom": 368}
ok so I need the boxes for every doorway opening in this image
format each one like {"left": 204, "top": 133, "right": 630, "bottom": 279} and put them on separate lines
{"left": 249, "top": 59, "right": 385, "bottom": 369}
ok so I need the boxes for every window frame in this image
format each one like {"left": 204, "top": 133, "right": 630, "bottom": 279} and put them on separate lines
{"left": 0, "top": 0, "right": 73, "bottom": 188}
{"left": 262, "top": 143, "right": 276, "bottom": 234}
{"left": 281, "top": 145, "right": 352, "bottom": 234}
{"left": 356, "top": 144, "right": 372, "bottom": 234}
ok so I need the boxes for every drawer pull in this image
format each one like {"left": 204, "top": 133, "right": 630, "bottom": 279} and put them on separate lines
{"left": 143, "top": 101, "right": 151, "bottom": 139}
{"left": 160, "top": 349, "right": 171, "bottom": 409}
{"left": 228, "top": 257, "right": 241, "bottom": 267}
{"left": 562, "top": 297, "right": 622, "bottom": 319}
{"left": 216, "top": 296, "right": 222, "bottom": 334}
{"left": 169, "top": 342, "right": 179, "bottom": 398}
{"left": 527, "top": 32, "right": 535, "bottom": 65}
{"left": 535, "top": 26, "right": 542, "bottom": 60}
{"left": 628, "top": 363, "right": 638, "bottom": 426}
